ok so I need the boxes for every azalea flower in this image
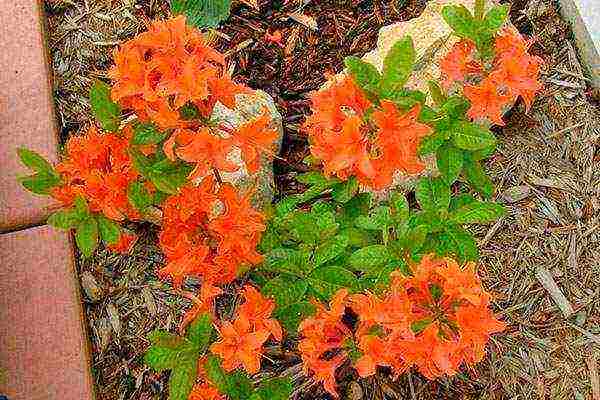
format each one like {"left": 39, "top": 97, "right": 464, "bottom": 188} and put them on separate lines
{"left": 305, "top": 77, "right": 431, "bottom": 190}
{"left": 210, "top": 285, "right": 282, "bottom": 374}
{"left": 53, "top": 126, "right": 139, "bottom": 221}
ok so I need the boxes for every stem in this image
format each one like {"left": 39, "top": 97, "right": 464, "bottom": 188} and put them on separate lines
{"left": 212, "top": 167, "right": 223, "bottom": 184}
{"left": 475, "top": 0, "right": 485, "bottom": 20}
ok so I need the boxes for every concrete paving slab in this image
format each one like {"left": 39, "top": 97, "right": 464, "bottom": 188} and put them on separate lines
{"left": 0, "top": 226, "right": 94, "bottom": 400}
{"left": 0, "top": 1, "right": 61, "bottom": 232}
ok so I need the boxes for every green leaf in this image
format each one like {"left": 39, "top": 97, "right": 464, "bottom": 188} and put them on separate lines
{"left": 273, "top": 301, "right": 316, "bottom": 333}
{"left": 451, "top": 121, "right": 496, "bottom": 151}
{"left": 380, "top": 36, "right": 415, "bottom": 95}
{"left": 308, "top": 266, "right": 360, "bottom": 300}
{"left": 344, "top": 56, "right": 381, "bottom": 93}
{"left": 332, "top": 177, "right": 359, "bottom": 203}
{"left": 19, "top": 172, "right": 61, "bottom": 195}
{"left": 427, "top": 80, "right": 447, "bottom": 107}
{"left": 361, "top": 262, "right": 397, "bottom": 294}
{"left": 185, "top": 312, "right": 213, "bottom": 351}
{"left": 204, "top": 356, "right": 253, "bottom": 400}
{"left": 149, "top": 164, "right": 192, "bottom": 195}
{"left": 441, "top": 96, "right": 470, "bottom": 119}
{"left": 127, "top": 181, "right": 153, "bottom": 211}
{"left": 262, "top": 276, "right": 308, "bottom": 308}
{"left": 449, "top": 193, "right": 477, "bottom": 212}
{"left": 418, "top": 132, "right": 446, "bottom": 156}
{"left": 349, "top": 245, "right": 390, "bottom": 273}
{"left": 17, "top": 148, "right": 56, "bottom": 175}
{"left": 256, "top": 377, "right": 293, "bottom": 400}
{"left": 130, "top": 148, "right": 154, "bottom": 178}
{"left": 89, "top": 81, "right": 121, "bottom": 132}
{"left": 262, "top": 248, "right": 309, "bottom": 277}
{"left": 144, "top": 331, "right": 195, "bottom": 372}
{"left": 314, "top": 234, "right": 349, "bottom": 266}
{"left": 436, "top": 143, "right": 464, "bottom": 185}
{"left": 171, "top": 0, "right": 232, "bottom": 28}
{"left": 97, "top": 215, "right": 120, "bottom": 245}
{"left": 223, "top": 371, "right": 254, "bottom": 400}
{"left": 47, "top": 209, "right": 80, "bottom": 229}
{"left": 439, "top": 224, "right": 479, "bottom": 262}
{"left": 411, "top": 318, "right": 432, "bottom": 334}
{"left": 391, "top": 193, "right": 409, "bottom": 223}
{"left": 450, "top": 201, "right": 505, "bottom": 224}
{"left": 484, "top": 4, "right": 510, "bottom": 32}
{"left": 131, "top": 122, "right": 167, "bottom": 145}
{"left": 441, "top": 5, "right": 477, "bottom": 40}
{"left": 415, "top": 177, "right": 450, "bottom": 214}
{"left": 75, "top": 217, "right": 99, "bottom": 258}
{"left": 168, "top": 358, "right": 198, "bottom": 400}
{"left": 463, "top": 154, "right": 494, "bottom": 198}
{"left": 74, "top": 196, "right": 89, "bottom": 217}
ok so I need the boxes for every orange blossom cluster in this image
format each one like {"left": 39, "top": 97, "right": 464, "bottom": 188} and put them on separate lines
{"left": 109, "top": 16, "right": 278, "bottom": 181}
{"left": 440, "top": 27, "right": 543, "bottom": 125}
{"left": 304, "top": 76, "right": 432, "bottom": 190}
{"left": 158, "top": 177, "right": 266, "bottom": 288}
{"left": 210, "top": 285, "right": 283, "bottom": 374}
{"left": 298, "top": 255, "right": 505, "bottom": 397}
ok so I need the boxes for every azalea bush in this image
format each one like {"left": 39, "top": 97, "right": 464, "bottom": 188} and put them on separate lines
{"left": 16, "top": 0, "right": 544, "bottom": 399}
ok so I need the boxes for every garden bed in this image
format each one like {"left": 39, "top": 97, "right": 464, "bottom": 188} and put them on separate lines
{"left": 43, "top": 0, "right": 600, "bottom": 399}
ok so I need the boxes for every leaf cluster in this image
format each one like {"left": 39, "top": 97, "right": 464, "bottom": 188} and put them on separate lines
{"left": 256, "top": 171, "right": 504, "bottom": 333}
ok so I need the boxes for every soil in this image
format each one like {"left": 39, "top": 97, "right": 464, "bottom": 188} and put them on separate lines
{"left": 43, "top": 0, "right": 600, "bottom": 399}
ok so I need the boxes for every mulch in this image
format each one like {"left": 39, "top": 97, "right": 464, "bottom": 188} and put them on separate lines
{"left": 43, "top": 0, "right": 600, "bottom": 399}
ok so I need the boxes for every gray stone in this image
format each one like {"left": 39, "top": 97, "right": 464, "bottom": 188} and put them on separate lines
{"left": 210, "top": 90, "right": 283, "bottom": 209}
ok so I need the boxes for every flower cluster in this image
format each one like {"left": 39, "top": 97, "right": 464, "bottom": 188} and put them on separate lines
{"left": 210, "top": 285, "right": 283, "bottom": 374}
{"left": 304, "top": 76, "right": 431, "bottom": 190}
{"left": 109, "top": 16, "right": 247, "bottom": 129}
{"left": 298, "top": 256, "right": 505, "bottom": 397}
{"left": 51, "top": 126, "right": 139, "bottom": 221}
{"left": 158, "top": 177, "right": 266, "bottom": 288}
{"left": 109, "top": 16, "right": 278, "bottom": 182}
{"left": 441, "top": 27, "right": 543, "bottom": 125}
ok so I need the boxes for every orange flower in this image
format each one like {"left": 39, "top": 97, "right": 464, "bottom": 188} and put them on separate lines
{"left": 236, "top": 285, "right": 283, "bottom": 341}
{"left": 305, "top": 75, "right": 372, "bottom": 133}
{"left": 53, "top": 126, "right": 139, "bottom": 221}
{"left": 309, "top": 115, "right": 374, "bottom": 183}
{"left": 298, "top": 290, "right": 351, "bottom": 397}
{"left": 305, "top": 77, "right": 430, "bottom": 190}
{"left": 109, "top": 16, "right": 249, "bottom": 130}
{"left": 107, "top": 231, "right": 137, "bottom": 253}
{"left": 210, "top": 285, "right": 281, "bottom": 374}
{"left": 210, "top": 317, "right": 270, "bottom": 374}
{"left": 439, "top": 40, "right": 482, "bottom": 89}
{"left": 166, "top": 128, "right": 238, "bottom": 181}
{"left": 390, "top": 256, "right": 506, "bottom": 378}
{"left": 370, "top": 101, "right": 431, "bottom": 188}
{"left": 231, "top": 113, "right": 279, "bottom": 174}
{"left": 188, "top": 382, "right": 224, "bottom": 400}
{"left": 208, "top": 184, "right": 266, "bottom": 266}
{"left": 463, "top": 77, "right": 513, "bottom": 125}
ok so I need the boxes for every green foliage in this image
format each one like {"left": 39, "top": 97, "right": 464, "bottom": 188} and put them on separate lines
{"left": 144, "top": 313, "right": 213, "bottom": 400}
{"left": 89, "top": 81, "right": 121, "bottom": 132}
{"left": 131, "top": 122, "right": 167, "bottom": 145}
{"left": 130, "top": 148, "right": 193, "bottom": 194}
{"left": 442, "top": 2, "right": 510, "bottom": 58}
{"left": 171, "top": 0, "right": 232, "bottom": 28}
{"left": 127, "top": 181, "right": 154, "bottom": 212}
{"left": 204, "top": 355, "right": 293, "bottom": 400}
{"left": 17, "top": 148, "right": 61, "bottom": 195}
{"left": 256, "top": 164, "right": 505, "bottom": 331}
